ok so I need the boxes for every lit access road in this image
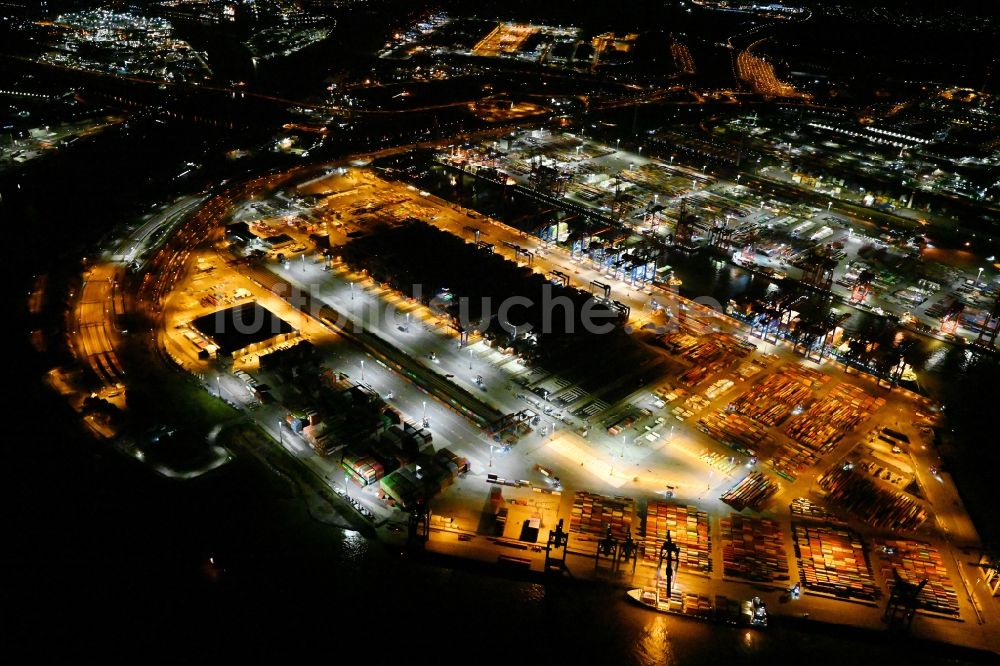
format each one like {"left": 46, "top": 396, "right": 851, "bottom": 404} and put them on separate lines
{"left": 73, "top": 263, "right": 125, "bottom": 386}
{"left": 318, "top": 341, "right": 507, "bottom": 474}
{"left": 190, "top": 255, "right": 516, "bottom": 480}
{"left": 73, "top": 194, "right": 215, "bottom": 388}
{"left": 267, "top": 258, "right": 530, "bottom": 420}
{"left": 242, "top": 334, "right": 509, "bottom": 519}
{"left": 264, "top": 254, "right": 720, "bottom": 500}
{"left": 259, "top": 262, "right": 514, "bottom": 422}
{"left": 255, "top": 257, "right": 583, "bottom": 476}
{"left": 241, "top": 259, "right": 501, "bottom": 425}
{"left": 112, "top": 194, "right": 208, "bottom": 266}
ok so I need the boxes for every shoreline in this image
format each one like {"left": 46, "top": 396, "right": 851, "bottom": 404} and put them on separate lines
{"left": 404, "top": 535, "right": 1000, "bottom": 663}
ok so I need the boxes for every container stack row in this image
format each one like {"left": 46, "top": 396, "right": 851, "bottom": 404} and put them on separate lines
{"left": 785, "top": 383, "right": 885, "bottom": 453}
{"left": 569, "top": 491, "right": 636, "bottom": 540}
{"left": 790, "top": 497, "right": 844, "bottom": 524}
{"left": 818, "top": 464, "right": 927, "bottom": 531}
{"left": 793, "top": 523, "right": 881, "bottom": 601}
{"left": 643, "top": 501, "right": 712, "bottom": 573}
{"left": 768, "top": 440, "right": 818, "bottom": 481}
{"left": 721, "top": 514, "right": 790, "bottom": 582}
{"left": 729, "top": 368, "right": 816, "bottom": 426}
{"left": 721, "top": 471, "right": 779, "bottom": 511}
{"left": 877, "top": 539, "right": 960, "bottom": 616}
{"left": 697, "top": 410, "right": 773, "bottom": 455}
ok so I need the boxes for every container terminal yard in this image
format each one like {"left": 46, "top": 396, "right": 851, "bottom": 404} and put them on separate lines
{"left": 47, "top": 142, "right": 1000, "bottom": 655}
{"left": 9, "top": 0, "right": 1000, "bottom": 661}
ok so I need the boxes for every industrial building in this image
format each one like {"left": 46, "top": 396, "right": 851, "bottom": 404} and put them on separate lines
{"left": 190, "top": 302, "right": 296, "bottom": 359}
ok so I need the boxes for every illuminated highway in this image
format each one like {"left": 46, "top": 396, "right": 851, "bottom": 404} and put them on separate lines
{"left": 73, "top": 263, "right": 125, "bottom": 387}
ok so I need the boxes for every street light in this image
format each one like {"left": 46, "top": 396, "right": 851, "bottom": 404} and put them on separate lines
{"left": 469, "top": 347, "right": 473, "bottom": 370}
{"left": 276, "top": 419, "right": 283, "bottom": 446}
{"left": 360, "top": 359, "right": 365, "bottom": 381}
{"left": 977, "top": 267, "right": 984, "bottom": 284}
{"left": 350, "top": 281, "right": 355, "bottom": 300}
{"left": 489, "top": 443, "right": 494, "bottom": 468}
